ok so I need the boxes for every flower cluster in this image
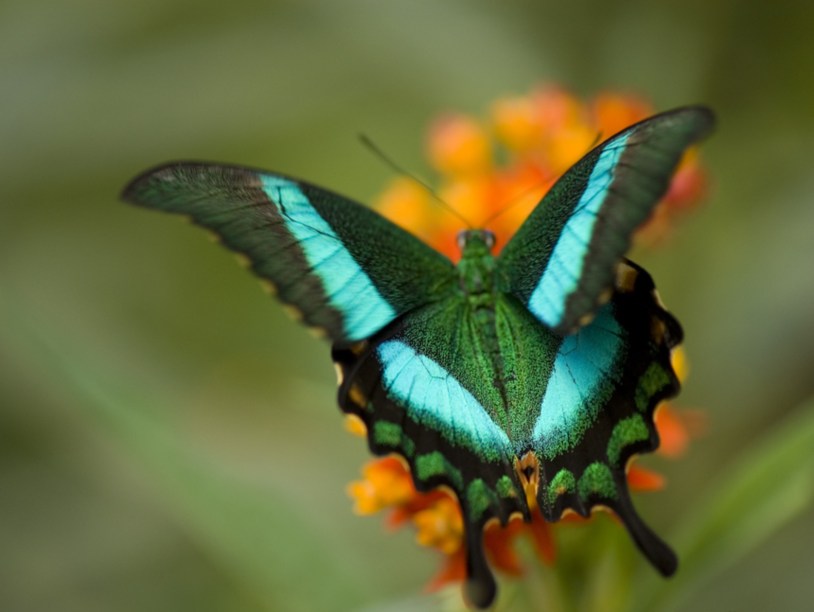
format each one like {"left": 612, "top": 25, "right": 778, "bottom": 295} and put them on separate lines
{"left": 375, "top": 86, "right": 708, "bottom": 261}
{"left": 348, "top": 86, "right": 708, "bottom": 594}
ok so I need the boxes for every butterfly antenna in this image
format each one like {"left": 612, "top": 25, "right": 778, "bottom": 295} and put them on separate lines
{"left": 359, "top": 133, "right": 473, "bottom": 229}
{"left": 480, "top": 129, "right": 607, "bottom": 228}
{"left": 480, "top": 178, "right": 553, "bottom": 227}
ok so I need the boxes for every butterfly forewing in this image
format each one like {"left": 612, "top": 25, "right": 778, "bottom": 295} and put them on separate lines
{"left": 122, "top": 163, "right": 456, "bottom": 342}
{"left": 498, "top": 106, "right": 715, "bottom": 335}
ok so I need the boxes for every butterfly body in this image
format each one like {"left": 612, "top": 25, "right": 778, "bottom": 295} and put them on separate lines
{"left": 123, "top": 106, "right": 714, "bottom": 609}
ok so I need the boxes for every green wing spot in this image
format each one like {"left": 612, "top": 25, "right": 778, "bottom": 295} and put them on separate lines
{"left": 467, "top": 479, "right": 497, "bottom": 521}
{"left": 578, "top": 463, "right": 617, "bottom": 502}
{"left": 372, "top": 421, "right": 416, "bottom": 457}
{"left": 635, "top": 362, "right": 671, "bottom": 412}
{"left": 496, "top": 475, "right": 518, "bottom": 500}
{"left": 401, "top": 435, "right": 416, "bottom": 458}
{"left": 372, "top": 421, "right": 403, "bottom": 448}
{"left": 607, "top": 414, "right": 650, "bottom": 466}
{"left": 415, "top": 451, "right": 464, "bottom": 490}
{"left": 546, "top": 469, "right": 576, "bottom": 509}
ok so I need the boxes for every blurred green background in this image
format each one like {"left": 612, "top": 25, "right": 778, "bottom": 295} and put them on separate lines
{"left": 3, "top": 1, "right": 814, "bottom": 610}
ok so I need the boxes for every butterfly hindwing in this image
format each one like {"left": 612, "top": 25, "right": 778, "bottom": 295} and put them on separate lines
{"left": 498, "top": 106, "right": 714, "bottom": 335}
{"left": 122, "top": 163, "right": 455, "bottom": 342}
{"left": 531, "top": 259, "right": 682, "bottom": 576}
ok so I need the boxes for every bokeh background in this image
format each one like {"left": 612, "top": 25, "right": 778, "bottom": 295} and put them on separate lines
{"left": 3, "top": 1, "right": 814, "bottom": 610}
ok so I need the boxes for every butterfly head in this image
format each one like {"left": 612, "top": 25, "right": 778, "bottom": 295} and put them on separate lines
{"left": 456, "top": 229, "right": 496, "bottom": 255}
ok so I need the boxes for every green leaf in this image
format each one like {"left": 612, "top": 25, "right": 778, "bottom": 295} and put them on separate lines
{"left": 633, "top": 397, "right": 814, "bottom": 611}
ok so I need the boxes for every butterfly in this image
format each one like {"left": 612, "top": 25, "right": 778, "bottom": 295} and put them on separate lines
{"left": 122, "top": 106, "right": 715, "bottom": 608}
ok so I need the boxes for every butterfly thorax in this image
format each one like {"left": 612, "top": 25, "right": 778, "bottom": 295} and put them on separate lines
{"left": 454, "top": 229, "right": 522, "bottom": 430}
{"left": 455, "top": 230, "right": 499, "bottom": 297}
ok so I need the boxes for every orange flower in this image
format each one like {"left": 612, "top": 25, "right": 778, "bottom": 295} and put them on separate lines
{"left": 347, "top": 456, "right": 416, "bottom": 516}
{"left": 351, "top": 85, "right": 708, "bottom": 596}
{"left": 347, "top": 457, "right": 558, "bottom": 593}
{"left": 428, "top": 115, "right": 493, "bottom": 176}
{"left": 376, "top": 85, "right": 709, "bottom": 260}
